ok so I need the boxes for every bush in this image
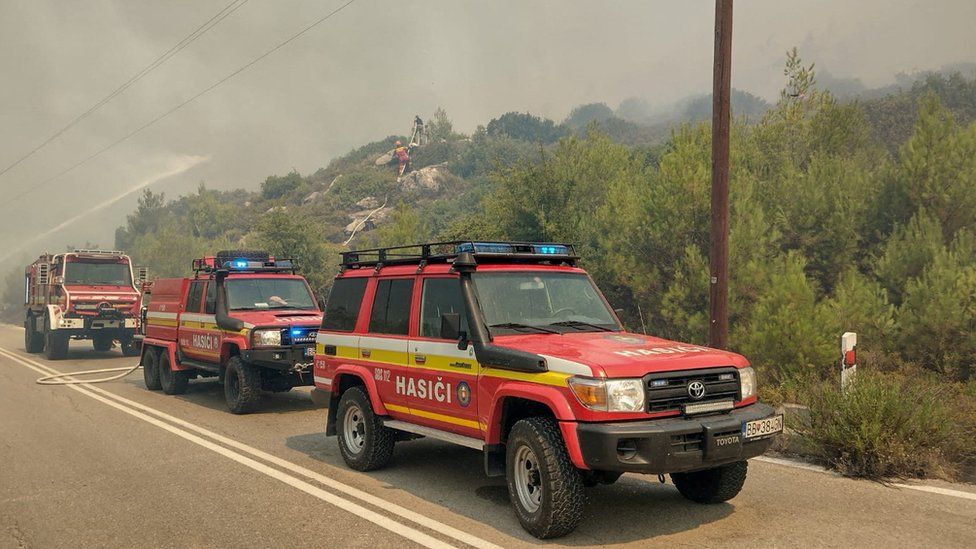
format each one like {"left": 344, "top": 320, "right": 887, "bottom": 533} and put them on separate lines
{"left": 797, "top": 371, "right": 971, "bottom": 479}
{"left": 261, "top": 171, "right": 305, "bottom": 200}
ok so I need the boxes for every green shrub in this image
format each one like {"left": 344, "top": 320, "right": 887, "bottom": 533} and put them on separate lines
{"left": 797, "top": 371, "right": 971, "bottom": 479}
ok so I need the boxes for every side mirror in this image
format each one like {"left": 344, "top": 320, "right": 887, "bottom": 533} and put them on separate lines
{"left": 440, "top": 312, "right": 460, "bottom": 341}
{"left": 136, "top": 267, "right": 149, "bottom": 284}
{"left": 317, "top": 297, "right": 327, "bottom": 311}
{"left": 457, "top": 331, "right": 469, "bottom": 351}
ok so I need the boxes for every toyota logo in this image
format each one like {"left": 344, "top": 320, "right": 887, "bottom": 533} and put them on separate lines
{"left": 687, "top": 380, "right": 706, "bottom": 400}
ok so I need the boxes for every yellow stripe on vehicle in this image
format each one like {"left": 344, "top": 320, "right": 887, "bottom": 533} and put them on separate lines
{"left": 384, "top": 403, "right": 481, "bottom": 430}
{"left": 147, "top": 319, "right": 178, "bottom": 327}
{"left": 317, "top": 343, "right": 570, "bottom": 387}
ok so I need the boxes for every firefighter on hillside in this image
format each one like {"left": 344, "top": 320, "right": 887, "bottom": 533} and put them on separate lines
{"left": 394, "top": 140, "right": 410, "bottom": 182}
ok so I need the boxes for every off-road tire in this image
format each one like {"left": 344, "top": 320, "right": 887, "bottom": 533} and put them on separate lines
{"left": 158, "top": 352, "right": 189, "bottom": 395}
{"left": 336, "top": 387, "right": 395, "bottom": 471}
{"left": 142, "top": 347, "right": 162, "bottom": 390}
{"left": 505, "top": 417, "right": 585, "bottom": 539}
{"left": 120, "top": 338, "right": 141, "bottom": 357}
{"left": 224, "top": 357, "right": 262, "bottom": 414}
{"left": 671, "top": 460, "right": 748, "bottom": 504}
{"left": 92, "top": 336, "right": 113, "bottom": 352}
{"left": 24, "top": 315, "right": 44, "bottom": 353}
{"left": 43, "top": 320, "right": 69, "bottom": 361}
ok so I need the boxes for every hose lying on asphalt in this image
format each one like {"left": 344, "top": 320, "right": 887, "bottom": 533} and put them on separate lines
{"left": 36, "top": 364, "right": 142, "bottom": 385}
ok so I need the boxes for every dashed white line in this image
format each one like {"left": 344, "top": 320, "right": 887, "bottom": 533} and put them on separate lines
{"left": 1, "top": 347, "right": 503, "bottom": 549}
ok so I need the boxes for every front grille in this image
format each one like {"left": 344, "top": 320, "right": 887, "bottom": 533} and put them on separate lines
{"left": 282, "top": 327, "right": 317, "bottom": 345}
{"left": 644, "top": 367, "right": 740, "bottom": 413}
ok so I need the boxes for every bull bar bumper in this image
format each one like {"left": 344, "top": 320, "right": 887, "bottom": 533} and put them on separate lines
{"left": 575, "top": 403, "right": 778, "bottom": 474}
{"left": 240, "top": 346, "right": 315, "bottom": 377}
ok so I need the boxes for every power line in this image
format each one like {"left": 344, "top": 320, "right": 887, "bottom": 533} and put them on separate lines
{"left": 1, "top": 0, "right": 359, "bottom": 209}
{"left": 0, "top": 0, "right": 250, "bottom": 182}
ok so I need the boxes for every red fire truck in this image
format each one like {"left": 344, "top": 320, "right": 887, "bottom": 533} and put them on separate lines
{"left": 313, "top": 241, "right": 782, "bottom": 538}
{"left": 24, "top": 249, "right": 146, "bottom": 360}
{"left": 140, "top": 251, "right": 322, "bottom": 413}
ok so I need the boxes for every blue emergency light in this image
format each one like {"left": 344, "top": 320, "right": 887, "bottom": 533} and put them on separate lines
{"left": 232, "top": 258, "right": 249, "bottom": 269}
{"left": 290, "top": 328, "right": 303, "bottom": 337}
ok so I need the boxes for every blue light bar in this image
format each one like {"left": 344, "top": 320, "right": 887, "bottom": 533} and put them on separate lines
{"left": 533, "top": 245, "right": 568, "bottom": 255}
{"left": 457, "top": 242, "right": 515, "bottom": 254}
{"left": 290, "top": 328, "right": 303, "bottom": 337}
{"left": 232, "top": 258, "right": 249, "bottom": 269}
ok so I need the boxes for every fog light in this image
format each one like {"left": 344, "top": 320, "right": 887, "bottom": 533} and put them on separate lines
{"left": 273, "top": 353, "right": 283, "bottom": 360}
{"left": 616, "top": 439, "right": 638, "bottom": 460}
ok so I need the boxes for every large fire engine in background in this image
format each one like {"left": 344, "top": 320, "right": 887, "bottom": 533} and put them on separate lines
{"left": 24, "top": 249, "right": 147, "bottom": 360}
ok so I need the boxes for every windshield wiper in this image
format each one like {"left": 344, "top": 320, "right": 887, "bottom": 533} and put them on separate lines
{"left": 489, "top": 322, "right": 559, "bottom": 334}
{"left": 547, "top": 320, "right": 613, "bottom": 332}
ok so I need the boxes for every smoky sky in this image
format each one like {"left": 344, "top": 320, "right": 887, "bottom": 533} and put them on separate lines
{"left": 0, "top": 0, "right": 973, "bottom": 260}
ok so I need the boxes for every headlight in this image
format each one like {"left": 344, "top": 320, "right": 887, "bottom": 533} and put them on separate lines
{"left": 252, "top": 329, "right": 282, "bottom": 347}
{"left": 569, "top": 377, "right": 645, "bottom": 412}
{"left": 739, "top": 366, "right": 756, "bottom": 400}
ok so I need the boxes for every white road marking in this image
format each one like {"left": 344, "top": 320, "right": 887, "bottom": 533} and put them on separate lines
{"left": 754, "top": 456, "right": 976, "bottom": 502}
{"left": 0, "top": 347, "right": 503, "bottom": 549}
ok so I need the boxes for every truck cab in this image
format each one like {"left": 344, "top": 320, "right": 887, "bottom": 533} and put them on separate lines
{"left": 141, "top": 251, "right": 322, "bottom": 414}
{"left": 24, "top": 249, "right": 145, "bottom": 359}
{"left": 313, "top": 241, "right": 782, "bottom": 539}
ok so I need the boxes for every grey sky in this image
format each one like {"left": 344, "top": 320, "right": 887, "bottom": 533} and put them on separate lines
{"left": 0, "top": 0, "right": 973, "bottom": 259}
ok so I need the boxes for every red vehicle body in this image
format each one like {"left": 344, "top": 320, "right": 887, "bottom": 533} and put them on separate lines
{"left": 24, "top": 249, "right": 145, "bottom": 359}
{"left": 140, "top": 251, "right": 322, "bottom": 413}
{"left": 313, "top": 242, "right": 781, "bottom": 538}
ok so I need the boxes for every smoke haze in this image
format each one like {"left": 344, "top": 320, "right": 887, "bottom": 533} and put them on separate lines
{"left": 0, "top": 0, "right": 973, "bottom": 254}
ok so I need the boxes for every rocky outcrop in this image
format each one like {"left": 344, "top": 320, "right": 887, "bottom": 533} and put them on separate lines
{"left": 400, "top": 163, "right": 451, "bottom": 193}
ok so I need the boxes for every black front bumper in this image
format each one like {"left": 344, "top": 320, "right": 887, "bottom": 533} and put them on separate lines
{"left": 576, "top": 403, "right": 779, "bottom": 474}
{"left": 240, "top": 346, "right": 315, "bottom": 377}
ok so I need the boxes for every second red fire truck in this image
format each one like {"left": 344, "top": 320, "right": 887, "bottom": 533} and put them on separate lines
{"left": 140, "top": 251, "right": 322, "bottom": 413}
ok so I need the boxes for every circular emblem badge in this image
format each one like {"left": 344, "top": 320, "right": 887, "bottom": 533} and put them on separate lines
{"left": 687, "top": 380, "right": 706, "bottom": 400}
{"left": 456, "top": 381, "right": 471, "bottom": 407}
{"left": 604, "top": 334, "right": 646, "bottom": 345}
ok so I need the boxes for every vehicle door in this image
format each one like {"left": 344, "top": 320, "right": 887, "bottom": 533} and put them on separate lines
{"left": 407, "top": 276, "right": 482, "bottom": 438}
{"left": 361, "top": 277, "right": 413, "bottom": 418}
{"left": 179, "top": 280, "right": 219, "bottom": 361}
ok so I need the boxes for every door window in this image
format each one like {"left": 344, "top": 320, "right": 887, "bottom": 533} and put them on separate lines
{"left": 419, "top": 278, "right": 468, "bottom": 339}
{"left": 369, "top": 279, "right": 413, "bottom": 335}
{"left": 186, "top": 281, "right": 205, "bottom": 312}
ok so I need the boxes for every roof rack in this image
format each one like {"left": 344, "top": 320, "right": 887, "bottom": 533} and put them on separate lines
{"left": 340, "top": 241, "right": 578, "bottom": 269}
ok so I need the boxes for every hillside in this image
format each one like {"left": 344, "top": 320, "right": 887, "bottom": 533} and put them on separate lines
{"left": 3, "top": 53, "right": 975, "bottom": 478}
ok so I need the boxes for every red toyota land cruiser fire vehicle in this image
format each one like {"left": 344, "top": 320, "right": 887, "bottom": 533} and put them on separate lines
{"left": 141, "top": 251, "right": 322, "bottom": 414}
{"left": 24, "top": 249, "right": 146, "bottom": 359}
{"left": 313, "top": 241, "right": 782, "bottom": 538}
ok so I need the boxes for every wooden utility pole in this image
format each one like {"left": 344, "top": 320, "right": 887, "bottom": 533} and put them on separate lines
{"left": 709, "top": 0, "right": 733, "bottom": 349}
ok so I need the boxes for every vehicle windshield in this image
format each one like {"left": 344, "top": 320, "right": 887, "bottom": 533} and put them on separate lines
{"left": 64, "top": 261, "right": 132, "bottom": 286}
{"left": 225, "top": 278, "right": 315, "bottom": 310}
{"left": 472, "top": 272, "right": 620, "bottom": 335}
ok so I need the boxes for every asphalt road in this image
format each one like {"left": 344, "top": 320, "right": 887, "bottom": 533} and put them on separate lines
{"left": 1, "top": 323, "right": 974, "bottom": 548}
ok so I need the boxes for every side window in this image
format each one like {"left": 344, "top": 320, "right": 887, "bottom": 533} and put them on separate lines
{"left": 204, "top": 281, "right": 216, "bottom": 314}
{"left": 186, "top": 281, "right": 205, "bottom": 312}
{"left": 321, "top": 278, "right": 367, "bottom": 332}
{"left": 419, "top": 278, "right": 468, "bottom": 338}
{"left": 369, "top": 279, "right": 413, "bottom": 335}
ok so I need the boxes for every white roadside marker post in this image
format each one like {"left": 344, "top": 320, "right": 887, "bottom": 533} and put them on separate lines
{"left": 840, "top": 332, "right": 857, "bottom": 392}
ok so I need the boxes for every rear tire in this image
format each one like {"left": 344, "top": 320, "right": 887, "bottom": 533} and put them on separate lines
{"left": 671, "top": 460, "right": 748, "bottom": 504}
{"left": 92, "top": 336, "right": 113, "bottom": 352}
{"left": 336, "top": 387, "right": 395, "bottom": 471}
{"left": 120, "top": 338, "right": 141, "bottom": 357}
{"left": 224, "top": 357, "right": 262, "bottom": 414}
{"left": 24, "top": 315, "right": 44, "bottom": 353}
{"left": 142, "top": 347, "right": 161, "bottom": 390}
{"left": 505, "top": 417, "right": 585, "bottom": 539}
{"left": 158, "top": 352, "right": 189, "bottom": 395}
{"left": 43, "top": 319, "right": 69, "bottom": 361}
